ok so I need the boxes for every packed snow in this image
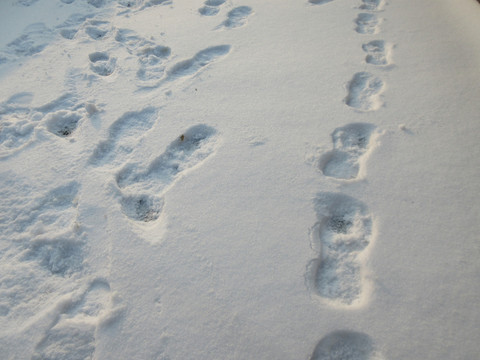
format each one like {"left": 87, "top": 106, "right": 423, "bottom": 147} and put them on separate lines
{"left": 0, "top": 0, "right": 479, "bottom": 359}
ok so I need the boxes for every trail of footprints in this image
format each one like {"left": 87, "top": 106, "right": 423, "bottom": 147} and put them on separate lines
{"left": 309, "top": 124, "right": 379, "bottom": 308}
{"left": 0, "top": 1, "right": 255, "bottom": 358}
{"left": 346, "top": 0, "right": 393, "bottom": 111}
{"left": 306, "top": 0, "right": 393, "bottom": 357}
{"left": 2, "top": 0, "right": 390, "bottom": 358}
{"left": 1, "top": 2, "right": 249, "bottom": 87}
{"left": 82, "top": 22, "right": 235, "bottom": 88}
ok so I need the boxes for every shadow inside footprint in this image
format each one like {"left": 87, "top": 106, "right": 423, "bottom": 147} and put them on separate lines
{"left": 320, "top": 151, "right": 359, "bottom": 180}
{"left": 45, "top": 110, "right": 82, "bottom": 137}
{"left": 320, "top": 123, "right": 377, "bottom": 180}
{"left": 362, "top": 40, "right": 391, "bottom": 66}
{"left": 199, "top": 6, "right": 220, "bottom": 16}
{"left": 355, "top": 13, "right": 379, "bottom": 35}
{"left": 345, "top": 72, "right": 384, "bottom": 111}
{"left": 89, "top": 52, "right": 115, "bottom": 76}
{"left": 327, "top": 215, "right": 353, "bottom": 234}
{"left": 199, "top": 0, "right": 226, "bottom": 15}
{"left": 222, "top": 6, "right": 253, "bottom": 29}
{"left": 315, "top": 193, "right": 372, "bottom": 252}
{"left": 309, "top": 0, "right": 334, "bottom": 4}
{"left": 87, "top": 0, "right": 106, "bottom": 8}
{"left": 121, "top": 194, "right": 164, "bottom": 222}
{"left": 205, "top": 0, "right": 226, "bottom": 5}
{"left": 310, "top": 331, "right": 378, "bottom": 360}
{"left": 359, "top": 0, "right": 385, "bottom": 11}
{"left": 85, "top": 26, "right": 108, "bottom": 40}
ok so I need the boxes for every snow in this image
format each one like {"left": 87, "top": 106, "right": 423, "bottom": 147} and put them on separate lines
{"left": 0, "top": 0, "right": 479, "bottom": 359}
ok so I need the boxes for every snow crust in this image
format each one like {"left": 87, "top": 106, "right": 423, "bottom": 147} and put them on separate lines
{"left": 1, "top": 0, "right": 479, "bottom": 359}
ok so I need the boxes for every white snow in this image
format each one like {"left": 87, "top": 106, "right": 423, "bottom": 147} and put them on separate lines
{"left": 1, "top": 0, "right": 479, "bottom": 359}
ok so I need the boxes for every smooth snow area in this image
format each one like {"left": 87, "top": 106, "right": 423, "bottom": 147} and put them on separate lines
{"left": 1, "top": 0, "right": 479, "bottom": 359}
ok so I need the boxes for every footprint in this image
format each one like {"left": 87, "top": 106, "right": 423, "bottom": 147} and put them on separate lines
{"left": 205, "top": 0, "right": 226, "bottom": 6}
{"left": 307, "top": 193, "right": 374, "bottom": 306}
{"left": 0, "top": 93, "right": 85, "bottom": 157}
{"left": 83, "top": 19, "right": 112, "bottom": 41}
{"left": 5, "top": 92, "right": 34, "bottom": 106}
{"left": 136, "top": 44, "right": 171, "bottom": 83}
{"left": 32, "top": 279, "right": 116, "bottom": 360}
{"left": 117, "top": 124, "right": 218, "bottom": 193}
{"left": 359, "top": 0, "right": 385, "bottom": 11}
{"left": 0, "top": 93, "right": 88, "bottom": 157}
{"left": 0, "top": 112, "right": 35, "bottom": 158}
{"left": 114, "top": 28, "right": 171, "bottom": 85}
{"left": 56, "top": 14, "right": 93, "bottom": 40}
{"left": 220, "top": 6, "right": 253, "bottom": 29}
{"left": 116, "top": 125, "right": 219, "bottom": 221}
{"left": 119, "top": 0, "right": 171, "bottom": 11}
{"left": 137, "top": 45, "right": 171, "bottom": 66}
{"left": 90, "top": 107, "right": 158, "bottom": 166}
{"left": 114, "top": 28, "right": 151, "bottom": 50}
{"left": 362, "top": 40, "right": 392, "bottom": 66}
{"left": 19, "top": 181, "right": 80, "bottom": 230}
{"left": 309, "top": 0, "right": 334, "bottom": 4}
{"left": 142, "top": 0, "right": 171, "bottom": 8}
{"left": 319, "top": 123, "right": 378, "bottom": 180}
{"left": 12, "top": 181, "right": 84, "bottom": 276}
{"left": 89, "top": 52, "right": 116, "bottom": 76}
{"left": 310, "top": 331, "right": 383, "bottom": 360}
{"left": 116, "top": 0, "right": 137, "bottom": 8}
{"left": 85, "top": 26, "right": 109, "bottom": 40}
{"left": 6, "top": 23, "right": 54, "bottom": 57}
{"left": 115, "top": 28, "right": 144, "bottom": 48}
{"left": 24, "top": 238, "right": 84, "bottom": 276}
{"left": 159, "top": 45, "right": 231, "bottom": 85}
{"left": 59, "top": 28, "right": 78, "bottom": 40}
{"left": 355, "top": 13, "right": 380, "bottom": 34}
{"left": 34, "top": 325, "right": 95, "bottom": 360}
{"left": 120, "top": 194, "right": 164, "bottom": 222}
{"left": 16, "top": 0, "right": 39, "bottom": 6}
{"left": 0, "top": 179, "right": 87, "bottom": 330}
{"left": 40, "top": 95, "right": 92, "bottom": 139}
{"left": 345, "top": 72, "right": 384, "bottom": 112}
{"left": 199, "top": 0, "right": 226, "bottom": 16}
{"left": 16, "top": 181, "right": 80, "bottom": 230}
{"left": 87, "top": 0, "right": 107, "bottom": 7}
{"left": 45, "top": 110, "right": 83, "bottom": 137}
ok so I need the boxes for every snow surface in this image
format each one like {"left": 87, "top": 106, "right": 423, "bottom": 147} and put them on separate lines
{"left": 0, "top": 0, "right": 479, "bottom": 359}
